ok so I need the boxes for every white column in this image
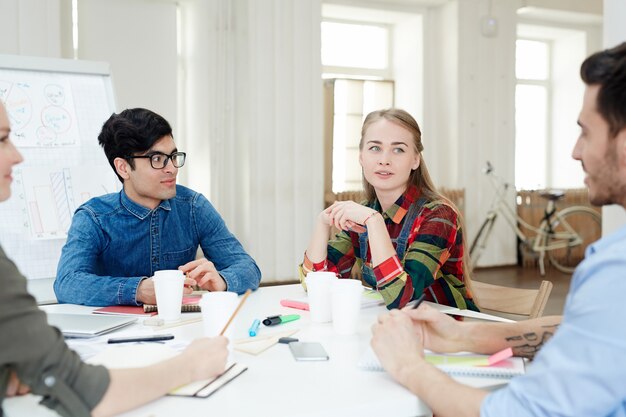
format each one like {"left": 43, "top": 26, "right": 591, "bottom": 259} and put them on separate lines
{"left": 181, "top": 0, "right": 323, "bottom": 283}
{"left": 601, "top": 0, "right": 626, "bottom": 236}
{"left": 456, "top": 0, "right": 519, "bottom": 267}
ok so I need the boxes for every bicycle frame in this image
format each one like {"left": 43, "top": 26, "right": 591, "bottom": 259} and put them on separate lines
{"left": 471, "top": 164, "right": 587, "bottom": 275}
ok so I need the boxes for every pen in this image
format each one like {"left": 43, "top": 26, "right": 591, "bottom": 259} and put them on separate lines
{"left": 107, "top": 334, "right": 174, "bottom": 344}
{"left": 262, "top": 314, "right": 300, "bottom": 326}
{"left": 248, "top": 319, "right": 261, "bottom": 337}
{"left": 411, "top": 293, "right": 426, "bottom": 309}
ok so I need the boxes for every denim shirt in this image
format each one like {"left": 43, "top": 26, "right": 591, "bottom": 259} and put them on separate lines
{"left": 54, "top": 185, "right": 261, "bottom": 306}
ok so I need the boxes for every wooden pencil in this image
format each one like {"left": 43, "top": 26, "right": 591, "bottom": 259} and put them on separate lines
{"left": 220, "top": 289, "right": 252, "bottom": 336}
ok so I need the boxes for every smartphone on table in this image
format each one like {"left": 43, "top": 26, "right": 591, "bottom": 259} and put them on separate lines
{"left": 289, "top": 342, "right": 329, "bottom": 361}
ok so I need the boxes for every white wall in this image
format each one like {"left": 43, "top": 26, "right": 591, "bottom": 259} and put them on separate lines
{"left": 0, "top": 0, "right": 64, "bottom": 56}
{"left": 77, "top": 0, "right": 178, "bottom": 131}
{"left": 601, "top": 0, "right": 626, "bottom": 236}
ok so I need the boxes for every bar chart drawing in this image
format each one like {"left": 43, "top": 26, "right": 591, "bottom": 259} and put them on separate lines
{"left": 16, "top": 166, "right": 118, "bottom": 239}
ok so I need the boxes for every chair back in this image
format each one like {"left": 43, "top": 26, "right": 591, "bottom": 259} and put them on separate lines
{"left": 469, "top": 279, "right": 553, "bottom": 319}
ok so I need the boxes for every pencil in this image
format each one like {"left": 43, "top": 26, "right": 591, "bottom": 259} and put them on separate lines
{"left": 219, "top": 289, "right": 252, "bottom": 336}
{"left": 411, "top": 293, "right": 426, "bottom": 309}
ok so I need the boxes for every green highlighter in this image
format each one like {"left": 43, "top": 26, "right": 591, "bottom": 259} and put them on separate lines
{"left": 262, "top": 314, "right": 300, "bottom": 326}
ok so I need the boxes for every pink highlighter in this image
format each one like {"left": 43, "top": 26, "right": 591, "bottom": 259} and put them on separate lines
{"left": 280, "top": 299, "right": 310, "bottom": 311}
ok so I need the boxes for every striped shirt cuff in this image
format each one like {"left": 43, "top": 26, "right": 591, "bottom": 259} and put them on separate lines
{"left": 373, "top": 255, "right": 403, "bottom": 286}
{"left": 302, "top": 252, "right": 327, "bottom": 274}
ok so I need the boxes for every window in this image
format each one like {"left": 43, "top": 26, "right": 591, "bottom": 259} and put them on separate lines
{"left": 515, "top": 24, "right": 589, "bottom": 190}
{"left": 322, "top": 19, "right": 394, "bottom": 198}
{"left": 515, "top": 39, "right": 550, "bottom": 190}
{"left": 325, "top": 79, "right": 394, "bottom": 193}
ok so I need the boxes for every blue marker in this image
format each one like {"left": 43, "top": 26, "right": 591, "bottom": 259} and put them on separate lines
{"left": 248, "top": 319, "right": 261, "bottom": 337}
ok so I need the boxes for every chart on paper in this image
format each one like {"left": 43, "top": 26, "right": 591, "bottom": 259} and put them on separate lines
{"left": 0, "top": 74, "right": 81, "bottom": 147}
{"left": 0, "top": 55, "right": 119, "bottom": 280}
{"left": 14, "top": 166, "right": 118, "bottom": 239}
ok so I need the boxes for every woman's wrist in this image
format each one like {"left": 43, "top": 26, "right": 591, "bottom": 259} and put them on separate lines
{"left": 363, "top": 210, "right": 380, "bottom": 225}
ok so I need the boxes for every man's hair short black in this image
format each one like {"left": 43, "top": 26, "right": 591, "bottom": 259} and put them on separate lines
{"left": 580, "top": 42, "right": 626, "bottom": 138}
{"left": 98, "top": 108, "right": 173, "bottom": 182}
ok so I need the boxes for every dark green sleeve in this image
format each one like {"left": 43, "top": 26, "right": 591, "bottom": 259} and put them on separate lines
{"left": 0, "top": 246, "right": 110, "bottom": 417}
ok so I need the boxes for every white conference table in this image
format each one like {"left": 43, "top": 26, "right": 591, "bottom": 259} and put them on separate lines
{"left": 5, "top": 284, "right": 506, "bottom": 417}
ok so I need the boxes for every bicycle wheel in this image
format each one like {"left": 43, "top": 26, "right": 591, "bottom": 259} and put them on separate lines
{"left": 546, "top": 207, "right": 601, "bottom": 273}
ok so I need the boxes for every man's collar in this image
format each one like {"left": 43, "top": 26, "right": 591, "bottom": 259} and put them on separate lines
{"left": 120, "top": 189, "right": 172, "bottom": 219}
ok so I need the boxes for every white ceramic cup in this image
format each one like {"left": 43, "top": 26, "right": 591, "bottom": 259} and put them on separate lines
{"left": 331, "top": 279, "right": 364, "bottom": 335}
{"left": 199, "top": 292, "right": 239, "bottom": 338}
{"left": 152, "top": 270, "right": 185, "bottom": 322}
{"left": 305, "top": 271, "right": 338, "bottom": 323}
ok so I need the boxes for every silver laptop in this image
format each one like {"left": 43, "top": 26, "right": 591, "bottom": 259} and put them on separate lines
{"left": 46, "top": 313, "right": 137, "bottom": 338}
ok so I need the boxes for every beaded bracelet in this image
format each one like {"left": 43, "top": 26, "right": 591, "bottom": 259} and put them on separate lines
{"left": 363, "top": 211, "right": 379, "bottom": 225}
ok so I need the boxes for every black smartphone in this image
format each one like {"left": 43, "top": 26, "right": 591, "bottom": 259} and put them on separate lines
{"left": 107, "top": 334, "right": 174, "bottom": 344}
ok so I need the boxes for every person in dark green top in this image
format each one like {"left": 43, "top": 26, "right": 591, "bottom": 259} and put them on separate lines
{"left": 0, "top": 101, "right": 228, "bottom": 417}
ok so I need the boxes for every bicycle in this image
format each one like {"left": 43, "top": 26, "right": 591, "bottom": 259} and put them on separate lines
{"left": 469, "top": 162, "right": 601, "bottom": 275}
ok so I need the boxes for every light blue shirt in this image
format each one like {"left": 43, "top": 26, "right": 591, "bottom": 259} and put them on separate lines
{"left": 482, "top": 225, "right": 626, "bottom": 417}
{"left": 54, "top": 185, "right": 261, "bottom": 306}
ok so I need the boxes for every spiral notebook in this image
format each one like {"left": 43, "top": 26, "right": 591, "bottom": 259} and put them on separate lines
{"left": 143, "top": 296, "right": 201, "bottom": 313}
{"left": 358, "top": 347, "right": 525, "bottom": 379}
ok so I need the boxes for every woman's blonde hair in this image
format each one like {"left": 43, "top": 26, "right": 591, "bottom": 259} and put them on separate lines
{"left": 358, "top": 108, "right": 475, "bottom": 288}
{"left": 359, "top": 108, "right": 439, "bottom": 203}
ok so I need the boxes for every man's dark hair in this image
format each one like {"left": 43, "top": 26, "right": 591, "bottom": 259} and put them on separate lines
{"left": 98, "top": 108, "right": 173, "bottom": 182}
{"left": 580, "top": 42, "right": 626, "bottom": 138}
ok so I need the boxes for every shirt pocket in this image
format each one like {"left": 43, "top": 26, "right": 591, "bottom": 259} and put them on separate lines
{"left": 162, "top": 246, "right": 196, "bottom": 264}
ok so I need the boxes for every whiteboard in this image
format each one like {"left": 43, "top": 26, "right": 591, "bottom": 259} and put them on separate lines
{"left": 0, "top": 54, "right": 120, "bottom": 281}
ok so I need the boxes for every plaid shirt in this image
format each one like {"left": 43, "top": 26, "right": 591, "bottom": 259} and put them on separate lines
{"left": 301, "top": 185, "right": 477, "bottom": 310}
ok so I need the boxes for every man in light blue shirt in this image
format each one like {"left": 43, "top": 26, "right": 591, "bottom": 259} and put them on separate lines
{"left": 54, "top": 108, "right": 261, "bottom": 306}
{"left": 370, "top": 42, "right": 626, "bottom": 417}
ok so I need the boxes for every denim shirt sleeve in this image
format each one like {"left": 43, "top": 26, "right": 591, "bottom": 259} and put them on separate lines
{"left": 54, "top": 208, "right": 143, "bottom": 306}
{"left": 192, "top": 193, "right": 261, "bottom": 293}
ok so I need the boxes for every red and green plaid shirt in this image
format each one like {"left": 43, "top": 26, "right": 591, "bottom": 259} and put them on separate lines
{"left": 301, "top": 185, "right": 477, "bottom": 310}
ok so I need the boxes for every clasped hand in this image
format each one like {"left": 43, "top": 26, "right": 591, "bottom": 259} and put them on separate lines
{"left": 322, "top": 201, "right": 377, "bottom": 233}
{"left": 179, "top": 258, "right": 227, "bottom": 292}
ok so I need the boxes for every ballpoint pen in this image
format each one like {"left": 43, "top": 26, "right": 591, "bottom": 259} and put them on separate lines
{"left": 411, "top": 293, "right": 426, "bottom": 309}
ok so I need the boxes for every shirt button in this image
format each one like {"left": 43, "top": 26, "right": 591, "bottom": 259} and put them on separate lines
{"left": 44, "top": 375, "right": 56, "bottom": 387}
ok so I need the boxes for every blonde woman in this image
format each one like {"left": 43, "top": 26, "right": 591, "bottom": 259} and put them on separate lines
{"left": 301, "top": 109, "right": 477, "bottom": 310}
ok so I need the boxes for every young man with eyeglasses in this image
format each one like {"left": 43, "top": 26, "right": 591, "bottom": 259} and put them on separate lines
{"left": 54, "top": 108, "right": 261, "bottom": 306}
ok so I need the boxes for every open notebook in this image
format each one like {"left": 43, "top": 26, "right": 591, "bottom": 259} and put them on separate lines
{"left": 358, "top": 347, "right": 525, "bottom": 379}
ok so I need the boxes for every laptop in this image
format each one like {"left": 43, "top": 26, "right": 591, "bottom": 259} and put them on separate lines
{"left": 46, "top": 313, "right": 137, "bottom": 338}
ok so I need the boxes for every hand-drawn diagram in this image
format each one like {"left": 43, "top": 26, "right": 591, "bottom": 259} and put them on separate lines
{"left": 0, "top": 75, "right": 80, "bottom": 147}
{"left": 14, "top": 166, "right": 119, "bottom": 239}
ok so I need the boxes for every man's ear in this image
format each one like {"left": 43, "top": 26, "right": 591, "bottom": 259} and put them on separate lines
{"left": 113, "top": 157, "right": 131, "bottom": 180}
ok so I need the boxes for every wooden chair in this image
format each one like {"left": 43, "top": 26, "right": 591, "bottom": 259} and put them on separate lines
{"left": 469, "top": 279, "right": 553, "bottom": 319}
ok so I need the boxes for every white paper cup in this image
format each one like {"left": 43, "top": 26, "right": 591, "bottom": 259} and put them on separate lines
{"left": 199, "top": 292, "right": 239, "bottom": 338}
{"left": 331, "top": 279, "right": 363, "bottom": 335}
{"left": 305, "top": 271, "right": 337, "bottom": 323}
{"left": 153, "top": 270, "right": 185, "bottom": 322}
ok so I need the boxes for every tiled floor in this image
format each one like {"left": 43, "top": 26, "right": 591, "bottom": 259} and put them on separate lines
{"left": 473, "top": 264, "right": 572, "bottom": 316}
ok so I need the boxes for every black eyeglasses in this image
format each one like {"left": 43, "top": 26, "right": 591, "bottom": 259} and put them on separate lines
{"left": 127, "top": 151, "right": 186, "bottom": 169}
